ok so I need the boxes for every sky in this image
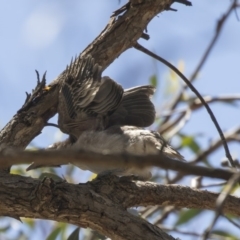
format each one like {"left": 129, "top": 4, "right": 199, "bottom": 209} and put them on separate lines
{"left": 0, "top": 0, "right": 240, "bottom": 239}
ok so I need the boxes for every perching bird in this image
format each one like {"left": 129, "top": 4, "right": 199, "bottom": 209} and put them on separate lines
{"left": 73, "top": 125, "right": 184, "bottom": 179}
{"left": 27, "top": 55, "right": 184, "bottom": 178}
{"left": 43, "top": 125, "right": 184, "bottom": 179}
{"left": 58, "top": 55, "right": 156, "bottom": 141}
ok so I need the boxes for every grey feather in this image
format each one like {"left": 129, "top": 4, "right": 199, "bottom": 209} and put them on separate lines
{"left": 58, "top": 55, "right": 124, "bottom": 139}
{"left": 72, "top": 125, "right": 184, "bottom": 179}
{"left": 108, "top": 85, "right": 156, "bottom": 127}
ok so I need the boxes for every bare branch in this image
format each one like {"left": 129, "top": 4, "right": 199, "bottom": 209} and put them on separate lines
{"left": 202, "top": 172, "right": 240, "bottom": 239}
{"left": 223, "top": 214, "right": 240, "bottom": 229}
{"left": 0, "top": 149, "right": 237, "bottom": 181}
{"left": 168, "top": 126, "right": 240, "bottom": 184}
{"left": 157, "top": 225, "right": 230, "bottom": 239}
{"left": 0, "top": 174, "right": 240, "bottom": 223}
{"left": 0, "top": 174, "right": 176, "bottom": 240}
{"left": 191, "top": 126, "right": 240, "bottom": 164}
{"left": 159, "top": 95, "right": 240, "bottom": 135}
{"left": 160, "top": 108, "right": 191, "bottom": 136}
{"left": 160, "top": 0, "right": 239, "bottom": 125}
{"left": 134, "top": 42, "right": 235, "bottom": 168}
{"left": 189, "top": 95, "right": 240, "bottom": 110}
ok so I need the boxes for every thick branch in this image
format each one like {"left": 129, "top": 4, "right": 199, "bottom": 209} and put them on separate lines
{"left": 0, "top": 149, "right": 236, "bottom": 181}
{"left": 89, "top": 175, "right": 240, "bottom": 216}
{"left": 0, "top": 173, "right": 175, "bottom": 240}
{"left": 0, "top": 174, "right": 239, "bottom": 234}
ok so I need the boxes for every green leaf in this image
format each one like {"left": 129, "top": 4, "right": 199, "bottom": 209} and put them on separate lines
{"left": 23, "top": 218, "right": 35, "bottom": 228}
{"left": 46, "top": 227, "right": 62, "bottom": 240}
{"left": 181, "top": 135, "right": 200, "bottom": 154}
{"left": 67, "top": 228, "right": 80, "bottom": 240}
{"left": 175, "top": 209, "right": 202, "bottom": 226}
{"left": 0, "top": 225, "right": 10, "bottom": 232}
{"left": 149, "top": 75, "right": 157, "bottom": 88}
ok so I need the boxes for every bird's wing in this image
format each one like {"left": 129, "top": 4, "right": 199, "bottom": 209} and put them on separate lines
{"left": 119, "top": 126, "right": 184, "bottom": 161}
{"left": 151, "top": 131, "right": 185, "bottom": 161}
{"left": 59, "top": 55, "right": 102, "bottom": 120}
{"left": 87, "top": 76, "right": 123, "bottom": 114}
{"left": 108, "top": 85, "right": 156, "bottom": 127}
{"left": 58, "top": 56, "right": 124, "bottom": 135}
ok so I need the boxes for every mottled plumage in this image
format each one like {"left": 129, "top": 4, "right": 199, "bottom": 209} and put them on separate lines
{"left": 43, "top": 126, "right": 184, "bottom": 179}
{"left": 58, "top": 55, "right": 156, "bottom": 140}
{"left": 27, "top": 55, "right": 184, "bottom": 178}
{"left": 73, "top": 126, "right": 184, "bottom": 178}
{"left": 108, "top": 86, "right": 155, "bottom": 128}
{"left": 58, "top": 56, "right": 123, "bottom": 140}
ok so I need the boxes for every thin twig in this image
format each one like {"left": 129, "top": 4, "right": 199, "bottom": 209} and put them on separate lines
{"left": 191, "top": 126, "right": 240, "bottom": 164}
{"left": 223, "top": 214, "right": 240, "bottom": 229}
{"left": 159, "top": 95, "right": 240, "bottom": 136}
{"left": 189, "top": 95, "right": 240, "bottom": 110}
{"left": 159, "top": 0, "right": 238, "bottom": 126}
{"left": 153, "top": 206, "right": 176, "bottom": 225}
{"left": 141, "top": 206, "right": 160, "bottom": 219}
{"left": 160, "top": 108, "right": 191, "bottom": 136}
{"left": 202, "top": 172, "right": 240, "bottom": 240}
{"left": 168, "top": 126, "right": 240, "bottom": 184}
{"left": 158, "top": 225, "right": 236, "bottom": 239}
{"left": 158, "top": 224, "right": 202, "bottom": 237}
{"left": 45, "top": 123, "right": 59, "bottom": 129}
{"left": 200, "top": 182, "right": 227, "bottom": 189}
{"left": 134, "top": 42, "right": 236, "bottom": 168}
{"left": 159, "top": 95, "right": 240, "bottom": 118}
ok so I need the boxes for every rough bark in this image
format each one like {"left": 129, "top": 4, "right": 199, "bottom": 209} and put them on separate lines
{"left": 0, "top": 174, "right": 176, "bottom": 240}
{"left": 0, "top": 149, "right": 236, "bottom": 182}
{"left": 1, "top": 174, "right": 239, "bottom": 240}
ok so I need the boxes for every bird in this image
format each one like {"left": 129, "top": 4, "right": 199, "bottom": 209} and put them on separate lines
{"left": 27, "top": 55, "right": 184, "bottom": 179}
{"left": 82, "top": 126, "right": 183, "bottom": 179}
{"left": 58, "top": 55, "right": 156, "bottom": 142}
{"left": 41, "top": 125, "right": 184, "bottom": 180}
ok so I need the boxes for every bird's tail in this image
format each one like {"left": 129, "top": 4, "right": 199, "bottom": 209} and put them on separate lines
{"left": 108, "top": 85, "right": 156, "bottom": 127}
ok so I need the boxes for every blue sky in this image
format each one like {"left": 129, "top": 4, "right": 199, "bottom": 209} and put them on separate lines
{"left": 0, "top": 0, "right": 240, "bottom": 239}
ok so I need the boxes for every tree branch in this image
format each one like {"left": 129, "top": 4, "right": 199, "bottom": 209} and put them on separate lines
{"left": 160, "top": 0, "right": 238, "bottom": 125}
{"left": 0, "top": 174, "right": 239, "bottom": 233}
{"left": 0, "top": 173, "right": 176, "bottom": 240}
{"left": 202, "top": 172, "right": 240, "bottom": 239}
{"left": 159, "top": 95, "right": 240, "bottom": 135}
{"left": 0, "top": 149, "right": 237, "bottom": 182}
{"left": 134, "top": 42, "right": 236, "bottom": 168}
{"left": 168, "top": 126, "right": 240, "bottom": 184}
